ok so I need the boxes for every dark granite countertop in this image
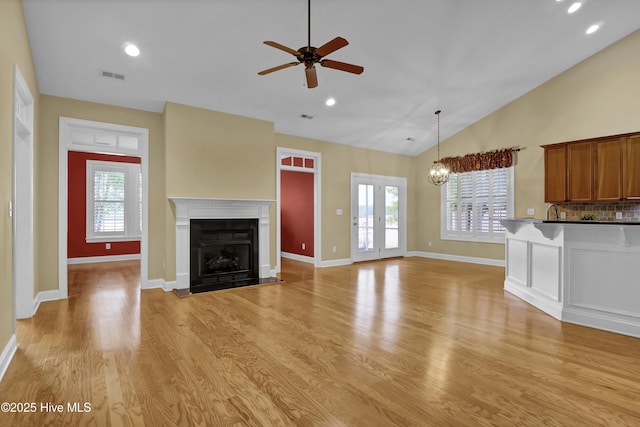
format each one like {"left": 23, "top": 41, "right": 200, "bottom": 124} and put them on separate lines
{"left": 502, "top": 218, "right": 640, "bottom": 225}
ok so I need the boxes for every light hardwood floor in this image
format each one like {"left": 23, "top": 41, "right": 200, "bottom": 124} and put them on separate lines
{"left": 1, "top": 257, "right": 639, "bottom": 426}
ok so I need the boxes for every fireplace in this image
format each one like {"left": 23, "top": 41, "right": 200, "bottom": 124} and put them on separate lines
{"left": 190, "top": 219, "right": 259, "bottom": 293}
{"left": 169, "top": 197, "right": 274, "bottom": 293}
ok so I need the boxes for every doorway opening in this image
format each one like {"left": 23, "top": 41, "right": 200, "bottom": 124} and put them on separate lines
{"left": 59, "top": 117, "right": 149, "bottom": 298}
{"left": 12, "top": 65, "right": 35, "bottom": 321}
{"left": 276, "top": 147, "right": 321, "bottom": 271}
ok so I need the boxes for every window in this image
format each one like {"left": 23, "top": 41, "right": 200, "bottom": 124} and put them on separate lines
{"left": 86, "top": 160, "right": 141, "bottom": 242}
{"left": 441, "top": 167, "right": 514, "bottom": 243}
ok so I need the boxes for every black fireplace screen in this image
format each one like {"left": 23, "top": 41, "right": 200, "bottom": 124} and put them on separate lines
{"left": 190, "top": 219, "right": 259, "bottom": 293}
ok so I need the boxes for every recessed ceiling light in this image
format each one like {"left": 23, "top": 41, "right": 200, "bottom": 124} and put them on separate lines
{"left": 586, "top": 24, "right": 600, "bottom": 34}
{"left": 568, "top": 2, "right": 581, "bottom": 13}
{"left": 325, "top": 97, "right": 336, "bottom": 107}
{"left": 124, "top": 43, "right": 140, "bottom": 57}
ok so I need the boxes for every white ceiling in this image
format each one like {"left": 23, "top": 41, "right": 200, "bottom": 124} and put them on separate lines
{"left": 21, "top": 0, "right": 640, "bottom": 156}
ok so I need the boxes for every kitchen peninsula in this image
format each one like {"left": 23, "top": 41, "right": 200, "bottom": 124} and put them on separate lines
{"left": 502, "top": 219, "right": 640, "bottom": 338}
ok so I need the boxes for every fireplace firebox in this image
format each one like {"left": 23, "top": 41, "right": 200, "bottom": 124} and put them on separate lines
{"left": 190, "top": 219, "right": 259, "bottom": 293}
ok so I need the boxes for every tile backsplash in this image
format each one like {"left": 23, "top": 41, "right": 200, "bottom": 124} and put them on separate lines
{"left": 555, "top": 202, "right": 640, "bottom": 221}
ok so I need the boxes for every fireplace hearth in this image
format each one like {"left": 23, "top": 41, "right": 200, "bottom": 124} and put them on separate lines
{"left": 190, "top": 219, "right": 259, "bottom": 293}
{"left": 170, "top": 197, "right": 275, "bottom": 293}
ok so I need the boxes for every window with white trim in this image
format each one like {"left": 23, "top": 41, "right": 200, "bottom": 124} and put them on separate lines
{"left": 86, "top": 160, "right": 141, "bottom": 242}
{"left": 441, "top": 167, "right": 514, "bottom": 243}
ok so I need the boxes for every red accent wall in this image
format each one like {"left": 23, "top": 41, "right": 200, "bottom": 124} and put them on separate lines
{"left": 281, "top": 170, "right": 314, "bottom": 257}
{"left": 68, "top": 151, "right": 141, "bottom": 258}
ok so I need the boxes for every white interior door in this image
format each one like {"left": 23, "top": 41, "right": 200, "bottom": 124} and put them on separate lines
{"left": 13, "top": 65, "right": 35, "bottom": 320}
{"left": 351, "top": 173, "right": 406, "bottom": 262}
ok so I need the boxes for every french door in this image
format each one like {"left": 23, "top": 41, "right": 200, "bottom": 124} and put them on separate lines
{"left": 351, "top": 173, "right": 406, "bottom": 262}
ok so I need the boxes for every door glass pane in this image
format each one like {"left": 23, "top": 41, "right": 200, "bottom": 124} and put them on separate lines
{"left": 358, "top": 184, "right": 374, "bottom": 251}
{"left": 385, "top": 186, "right": 399, "bottom": 249}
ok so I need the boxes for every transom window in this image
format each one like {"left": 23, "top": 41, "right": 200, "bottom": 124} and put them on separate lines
{"left": 86, "top": 160, "right": 141, "bottom": 242}
{"left": 441, "top": 167, "right": 514, "bottom": 243}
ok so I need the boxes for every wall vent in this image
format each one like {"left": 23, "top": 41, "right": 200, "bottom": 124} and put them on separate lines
{"left": 101, "top": 70, "right": 125, "bottom": 81}
{"left": 300, "top": 114, "right": 313, "bottom": 120}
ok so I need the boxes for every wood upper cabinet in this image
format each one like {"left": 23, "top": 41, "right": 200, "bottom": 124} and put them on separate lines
{"left": 567, "top": 141, "right": 594, "bottom": 201}
{"left": 594, "top": 137, "right": 623, "bottom": 201}
{"left": 544, "top": 144, "right": 567, "bottom": 202}
{"left": 624, "top": 135, "right": 640, "bottom": 199}
{"left": 543, "top": 131, "right": 640, "bottom": 202}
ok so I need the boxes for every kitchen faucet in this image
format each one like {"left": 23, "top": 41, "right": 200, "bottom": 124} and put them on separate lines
{"left": 546, "top": 203, "right": 559, "bottom": 220}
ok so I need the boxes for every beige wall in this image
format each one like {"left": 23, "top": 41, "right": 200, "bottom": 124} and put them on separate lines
{"left": 0, "top": 0, "right": 39, "bottom": 354}
{"left": 37, "top": 95, "right": 165, "bottom": 290}
{"left": 276, "top": 134, "right": 415, "bottom": 260}
{"left": 163, "top": 102, "right": 277, "bottom": 277}
{"left": 416, "top": 29, "right": 640, "bottom": 261}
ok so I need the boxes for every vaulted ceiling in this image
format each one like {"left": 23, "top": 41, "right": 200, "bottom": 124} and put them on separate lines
{"left": 22, "top": 0, "right": 640, "bottom": 156}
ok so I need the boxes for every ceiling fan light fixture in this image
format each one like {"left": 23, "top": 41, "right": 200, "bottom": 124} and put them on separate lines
{"left": 427, "top": 110, "right": 450, "bottom": 186}
{"left": 258, "top": 0, "right": 363, "bottom": 88}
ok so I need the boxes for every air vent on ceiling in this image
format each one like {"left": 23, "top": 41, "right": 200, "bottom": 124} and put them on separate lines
{"left": 300, "top": 114, "right": 314, "bottom": 120}
{"left": 100, "top": 70, "right": 125, "bottom": 81}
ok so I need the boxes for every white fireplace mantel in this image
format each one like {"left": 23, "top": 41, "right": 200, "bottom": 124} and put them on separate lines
{"left": 169, "top": 197, "right": 275, "bottom": 290}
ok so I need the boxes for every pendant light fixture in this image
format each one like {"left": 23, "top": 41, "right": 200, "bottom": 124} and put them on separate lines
{"left": 428, "top": 110, "right": 449, "bottom": 186}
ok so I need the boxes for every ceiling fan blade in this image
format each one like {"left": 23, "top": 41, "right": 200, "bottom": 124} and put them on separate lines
{"left": 315, "top": 37, "right": 349, "bottom": 58}
{"left": 258, "top": 62, "right": 299, "bottom": 75}
{"left": 305, "top": 66, "right": 318, "bottom": 89}
{"left": 320, "top": 59, "right": 364, "bottom": 75}
{"left": 263, "top": 41, "right": 300, "bottom": 57}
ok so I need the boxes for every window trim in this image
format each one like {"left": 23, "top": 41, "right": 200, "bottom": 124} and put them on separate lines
{"left": 440, "top": 166, "right": 514, "bottom": 244}
{"left": 86, "top": 160, "right": 141, "bottom": 242}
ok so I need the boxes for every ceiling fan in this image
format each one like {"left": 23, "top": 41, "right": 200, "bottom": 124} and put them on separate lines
{"left": 258, "top": 0, "right": 364, "bottom": 89}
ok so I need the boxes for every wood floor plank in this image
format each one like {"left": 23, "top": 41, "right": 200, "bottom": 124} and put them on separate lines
{"left": 1, "top": 257, "right": 639, "bottom": 426}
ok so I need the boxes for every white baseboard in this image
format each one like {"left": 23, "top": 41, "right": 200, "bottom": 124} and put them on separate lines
{"left": 141, "top": 278, "right": 177, "bottom": 292}
{"left": 33, "top": 290, "right": 62, "bottom": 316}
{"left": 281, "top": 252, "right": 315, "bottom": 264}
{"left": 67, "top": 254, "right": 141, "bottom": 265}
{"left": 142, "top": 278, "right": 165, "bottom": 290}
{"left": 319, "top": 258, "right": 353, "bottom": 268}
{"left": 163, "top": 280, "right": 177, "bottom": 292}
{"left": 563, "top": 307, "right": 640, "bottom": 339}
{"left": 0, "top": 334, "right": 17, "bottom": 383}
{"left": 407, "top": 251, "right": 505, "bottom": 267}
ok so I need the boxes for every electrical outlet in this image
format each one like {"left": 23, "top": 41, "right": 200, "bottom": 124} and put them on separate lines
{"left": 560, "top": 212, "right": 566, "bottom": 219}
{"left": 302, "top": 243, "right": 306, "bottom": 250}
{"left": 428, "top": 241, "right": 432, "bottom": 247}
{"left": 106, "top": 243, "right": 111, "bottom": 250}
{"left": 332, "top": 246, "right": 337, "bottom": 253}
{"left": 527, "top": 208, "right": 535, "bottom": 216}
{"left": 336, "top": 209, "right": 343, "bottom": 215}
{"left": 616, "top": 211, "right": 623, "bottom": 220}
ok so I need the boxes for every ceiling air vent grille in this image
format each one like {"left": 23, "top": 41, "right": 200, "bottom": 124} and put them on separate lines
{"left": 101, "top": 70, "right": 125, "bottom": 81}
{"left": 300, "top": 114, "right": 314, "bottom": 120}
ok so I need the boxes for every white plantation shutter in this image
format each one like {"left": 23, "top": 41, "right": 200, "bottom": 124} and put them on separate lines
{"left": 87, "top": 160, "right": 142, "bottom": 241}
{"left": 441, "top": 167, "right": 513, "bottom": 242}
{"left": 93, "top": 170, "right": 125, "bottom": 233}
